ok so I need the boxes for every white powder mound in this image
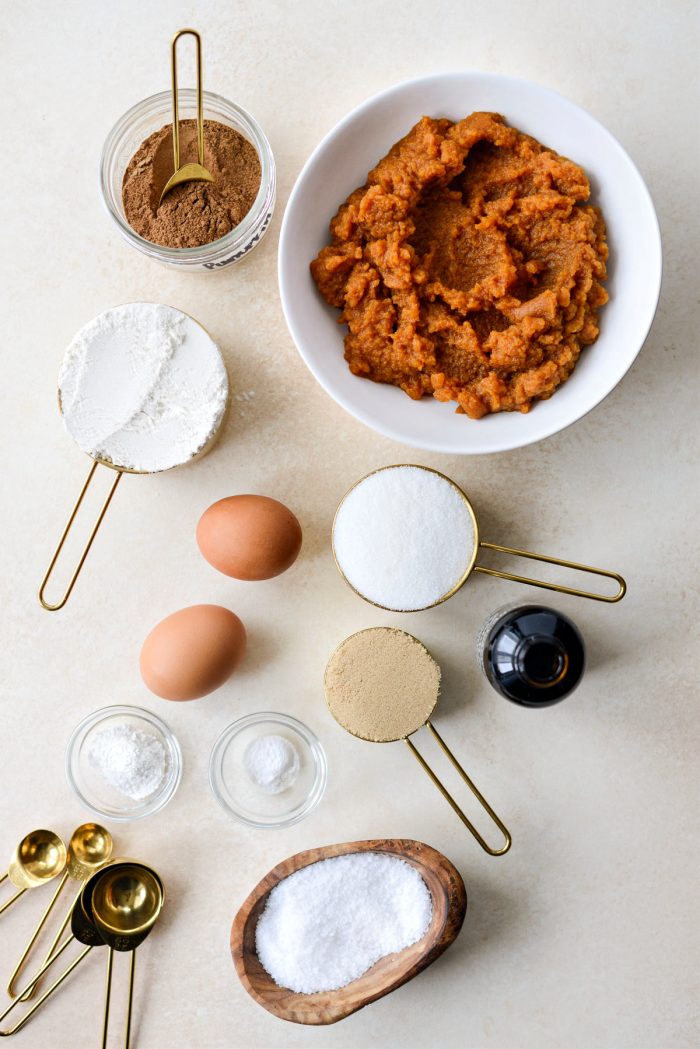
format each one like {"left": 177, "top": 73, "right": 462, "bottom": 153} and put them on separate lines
{"left": 244, "top": 734, "right": 300, "bottom": 795}
{"left": 58, "top": 303, "right": 228, "bottom": 473}
{"left": 86, "top": 723, "right": 168, "bottom": 801}
{"left": 333, "top": 466, "right": 475, "bottom": 611}
{"left": 255, "top": 852, "right": 433, "bottom": 994}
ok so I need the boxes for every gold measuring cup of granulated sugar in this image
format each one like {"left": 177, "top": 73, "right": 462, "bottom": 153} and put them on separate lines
{"left": 159, "top": 29, "right": 215, "bottom": 203}
{"left": 332, "top": 464, "right": 626, "bottom": 613}
{"left": 0, "top": 831, "right": 67, "bottom": 917}
{"left": 38, "top": 303, "right": 229, "bottom": 611}
{"left": 9, "top": 823, "right": 113, "bottom": 1000}
{"left": 324, "top": 627, "right": 511, "bottom": 856}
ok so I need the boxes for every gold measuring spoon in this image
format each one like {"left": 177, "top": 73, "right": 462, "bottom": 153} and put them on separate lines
{"left": 9, "top": 823, "right": 113, "bottom": 999}
{"left": 333, "top": 464, "right": 627, "bottom": 611}
{"left": 325, "top": 627, "right": 512, "bottom": 856}
{"left": 91, "top": 863, "right": 164, "bottom": 1049}
{"left": 0, "top": 869, "right": 108, "bottom": 1037}
{"left": 0, "top": 831, "right": 67, "bottom": 917}
{"left": 159, "top": 28, "right": 214, "bottom": 204}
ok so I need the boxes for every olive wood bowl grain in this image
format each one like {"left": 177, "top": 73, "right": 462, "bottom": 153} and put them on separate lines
{"left": 230, "top": 838, "right": 467, "bottom": 1025}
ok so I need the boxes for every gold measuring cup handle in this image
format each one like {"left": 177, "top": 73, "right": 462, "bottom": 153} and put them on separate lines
{"left": 404, "top": 722, "right": 512, "bottom": 857}
{"left": 474, "top": 540, "right": 627, "bottom": 603}
{"left": 38, "top": 460, "right": 123, "bottom": 611}
{"left": 0, "top": 938, "right": 92, "bottom": 1037}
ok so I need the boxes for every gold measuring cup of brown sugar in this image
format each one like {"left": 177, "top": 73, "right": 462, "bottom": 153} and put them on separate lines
{"left": 38, "top": 303, "right": 229, "bottom": 611}
{"left": 325, "top": 627, "right": 511, "bottom": 856}
{"left": 332, "top": 464, "right": 626, "bottom": 612}
{"left": 159, "top": 28, "right": 215, "bottom": 203}
{"left": 0, "top": 831, "right": 67, "bottom": 917}
{"left": 9, "top": 823, "right": 113, "bottom": 1000}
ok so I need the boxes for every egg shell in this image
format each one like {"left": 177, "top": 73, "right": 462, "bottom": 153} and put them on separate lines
{"left": 196, "top": 494, "right": 302, "bottom": 581}
{"left": 140, "top": 604, "right": 246, "bottom": 701}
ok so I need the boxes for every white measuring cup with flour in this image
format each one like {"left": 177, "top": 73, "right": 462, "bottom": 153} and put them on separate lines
{"left": 39, "top": 303, "right": 229, "bottom": 611}
{"left": 332, "top": 464, "right": 626, "bottom": 612}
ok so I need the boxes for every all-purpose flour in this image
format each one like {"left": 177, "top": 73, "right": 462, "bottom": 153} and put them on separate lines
{"left": 58, "top": 303, "right": 228, "bottom": 473}
{"left": 86, "top": 723, "right": 167, "bottom": 801}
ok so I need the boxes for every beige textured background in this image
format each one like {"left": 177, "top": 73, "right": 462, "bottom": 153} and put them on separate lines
{"left": 1, "top": 1, "right": 698, "bottom": 1047}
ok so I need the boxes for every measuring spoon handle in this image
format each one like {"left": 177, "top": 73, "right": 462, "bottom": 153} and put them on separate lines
{"left": 101, "top": 947, "right": 114, "bottom": 1049}
{"left": 16, "top": 876, "right": 77, "bottom": 1001}
{"left": 170, "top": 28, "right": 205, "bottom": 171}
{"left": 7, "top": 871, "right": 69, "bottom": 998}
{"left": 0, "top": 887, "right": 26, "bottom": 917}
{"left": 0, "top": 937, "right": 91, "bottom": 1037}
{"left": 124, "top": 950, "right": 136, "bottom": 1049}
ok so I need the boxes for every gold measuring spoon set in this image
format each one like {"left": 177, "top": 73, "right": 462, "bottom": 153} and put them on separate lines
{"left": 0, "top": 825, "right": 164, "bottom": 1046}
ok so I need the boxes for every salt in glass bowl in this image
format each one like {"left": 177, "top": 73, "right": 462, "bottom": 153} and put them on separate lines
{"left": 65, "top": 705, "right": 183, "bottom": 822}
{"left": 209, "top": 712, "right": 327, "bottom": 829}
{"left": 100, "top": 89, "right": 276, "bottom": 270}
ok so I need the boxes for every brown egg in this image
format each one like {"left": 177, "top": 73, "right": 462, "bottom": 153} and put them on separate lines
{"left": 140, "top": 604, "right": 246, "bottom": 701}
{"left": 196, "top": 494, "right": 302, "bottom": 581}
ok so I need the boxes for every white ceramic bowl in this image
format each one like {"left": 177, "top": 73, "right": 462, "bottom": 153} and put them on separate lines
{"left": 278, "top": 72, "right": 662, "bottom": 455}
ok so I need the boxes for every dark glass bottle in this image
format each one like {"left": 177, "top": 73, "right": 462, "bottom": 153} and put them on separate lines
{"left": 478, "top": 604, "right": 585, "bottom": 707}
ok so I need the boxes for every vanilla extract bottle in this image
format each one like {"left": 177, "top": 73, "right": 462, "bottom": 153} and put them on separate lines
{"left": 478, "top": 604, "right": 586, "bottom": 707}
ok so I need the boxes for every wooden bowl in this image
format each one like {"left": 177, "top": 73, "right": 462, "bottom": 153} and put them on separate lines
{"left": 230, "top": 838, "right": 467, "bottom": 1025}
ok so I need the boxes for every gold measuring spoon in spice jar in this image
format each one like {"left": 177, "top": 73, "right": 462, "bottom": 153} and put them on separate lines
{"left": 38, "top": 303, "right": 229, "bottom": 611}
{"left": 9, "top": 823, "right": 113, "bottom": 999}
{"left": 332, "top": 464, "right": 626, "bottom": 612}
{"left": 0, "top": 831, "right": 67, "bottom": 917}
{"left": 0, "top": 868, "right": 109, "bottom": 1037}
{"left": 91, "top": 862, "right": 164, "bottom": 1049}
{"left": 325, "top": 627, "right": 512, "bottom": 856}
{"left": 159, "top": 29, "right": 214, "bottom": 203}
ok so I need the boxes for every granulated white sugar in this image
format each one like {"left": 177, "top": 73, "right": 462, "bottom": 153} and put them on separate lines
{"left": 333, "top": 466, "right": 475, "bottom": 611}
{"left": 255, "top": 852, "right": 432, "bottom": 994}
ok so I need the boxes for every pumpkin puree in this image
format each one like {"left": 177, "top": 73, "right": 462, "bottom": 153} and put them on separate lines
{"left": 310, "top": 113, "right": 608, "bottom": 418}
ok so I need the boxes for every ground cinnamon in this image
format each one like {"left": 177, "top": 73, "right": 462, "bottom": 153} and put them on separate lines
{"left": 122, "top": 119, "right": 261, "bottom": 249}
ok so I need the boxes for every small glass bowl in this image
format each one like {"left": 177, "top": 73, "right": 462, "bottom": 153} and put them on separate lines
{"left": 66, "top": 705, "right": 182, "bottom": 822}
{"left": 209, "top": 712, "right": 327, "bottom": 829}
{"left": 99, "top": 89, "right": 276, "bottom": 270}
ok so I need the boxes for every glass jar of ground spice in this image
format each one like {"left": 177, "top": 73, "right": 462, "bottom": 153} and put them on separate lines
{"left": 100, "top": 90, "right": 275, "bottom": 270}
